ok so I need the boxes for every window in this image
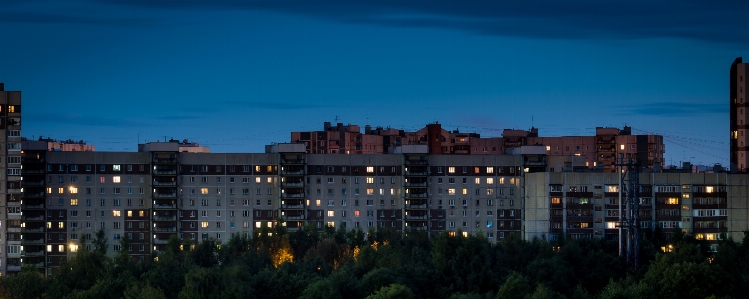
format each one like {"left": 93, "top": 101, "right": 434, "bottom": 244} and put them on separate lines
{"left": 70, "top": 199, "right": 78, "bottom": 206}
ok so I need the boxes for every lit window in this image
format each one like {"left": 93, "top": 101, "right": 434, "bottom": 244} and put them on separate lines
{"left": 448, "top": 167, "right": 455, "bottom": 173}
{"left": 366, "top": 177, "right": 374, "bottom": 184}
{"left": 366, "top": 166, "right": 374, "bottom": 173}
{"left": 113, "top": 176, "right": 121, "bottom": 183}
{"left": 366, "top": 188, "right": 374, "bottom": 195}
{"left": 201, "top": 222, "right": 209, "bottom": 228}
{"left": 113, "top": 165, "right": 121, "bottom": 171}
{"left": 113, "top": 210, "right": 121, "bottom": 217}
{"left": 69, "top": 187, "right": 78, "bottom": 194}
{"left": 448, "top": 188, "right": 456, "bottom": 195}
{"left": 327, "top": 210, "right": 335, "bottom": 217}
{"left": 201, "top": 188, "right": 208, "bottom": 195}
{"left": 70, "top": 199, "right": 78, "bottom": 206}
{"left": 487, "top": 178, "right": 494, "bottom": 184}
{"left": 354, "top": 210, "right": 360, "bottom": 217}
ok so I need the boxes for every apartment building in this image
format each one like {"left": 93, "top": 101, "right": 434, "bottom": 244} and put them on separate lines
{"left": 0, "top": 83, "right": 22, "bottom": 277}
{"left": 525, "top": 171, "right": 743, "bottom": 251}
{"left": 293, "top": 122, "right": 664, "bottom": 173}
{"left": 730, "top": 57, "right": 749, "bottom": 172}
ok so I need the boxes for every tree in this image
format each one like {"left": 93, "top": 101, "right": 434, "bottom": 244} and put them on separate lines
{"left": 495, "top": 272, "right": 531, "bottom": 299}
{"left": 365, "top": 284, "right": 414, "bottom": 299}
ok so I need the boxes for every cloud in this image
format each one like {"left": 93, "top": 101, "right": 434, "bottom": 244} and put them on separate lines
{"left": 613, "top": 102, "right": 726, "bottom": 117}
{"left": 0, "top": 11, "right": 158, "bottom": 26}
{"left": 84, "top": 0, "right": 749, "bottom": 45}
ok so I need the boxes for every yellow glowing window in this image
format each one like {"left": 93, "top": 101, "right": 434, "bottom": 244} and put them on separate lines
{"left": 58, "top": 187, "right": 64, "bottom": 194}
{"left": 366, "top": 166, "right": 374, "bottom": 173}
{"left": 462, "top": 188, "right": 467, "bottom": 195}
{"left": 448, "top": 167, "right": 455, "bottom": 173}
{"left": 487, "top": 178, "right": 494, "bottom": 184}
{"left": 113, "top": 176, "right": 121, "bottom": 183}
{"left": 327, "top": 211, "right": 335, "bottom": 217}
{"left": 139, "top": 210, "right": 145, "bottom": 217}
{"left": 448, "top": 188, "right": 456, "bottom": 195}
{"left": 69, "top": 244, "right": 78, "bottom": 252}
{"left": 255, "top": 177, "right": 261, "bottom": 183}
{"left": 201, "top": 188, "right": 208, "bottom": 194}
{"left": 486, "top": 167, "right": 494, "bottom": 174}
{"left": 366, "top": 188, "right": 374, "bottom": 195}
{"left": 551, "top": 197, "right": 561, "bottom": 204}
{"left": 666, "top": 198, "right": 679, "bottom": 205}
{"left": 113, "top": 210, "right": 121, "bottom": 217}
{"left": 267, "top": 177, "right": 272, "bottom": 183}
{"left": 201, "top": 222, "right": 208, "bottom": 228}
{"left": 69, "top": 187, "right": 78, "bottom": 194}
{"left": 706, "top": 186, "right": 715, "bottom": 193}
{"left": 70, "top": 199, "right": 78, "bottom": 206}
{"left": 58, "top": 245, "right": 65, "bottom": 252}
{"left": 354, "top": 210, "right": 360, "bottom": 217}
{"left": 58, "top": 222, "right": 64, "bottom": 229}
{"left": 474, "top": 178, "right": 480, "bottom": 184}
{"left": 127, "top": 211, "right": 133, "bottom": 217}
{"left": 46, "top": 187, "right": 52, "bottom": 194}
{"left": 366, "top": 177, "right": 374, "bottom": 184}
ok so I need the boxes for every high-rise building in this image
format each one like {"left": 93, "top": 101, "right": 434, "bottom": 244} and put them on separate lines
{"left": 0, "top": 83, "right": 23, "bottom": 276}
{"left": 730, "top": 57, "right": 749, "bottom": 172}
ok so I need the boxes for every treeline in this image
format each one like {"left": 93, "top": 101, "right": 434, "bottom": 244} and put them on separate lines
{"left": 2, "top": 225, "right": 749, "bottom": 299}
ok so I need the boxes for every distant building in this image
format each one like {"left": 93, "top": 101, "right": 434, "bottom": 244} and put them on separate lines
{"left": 730, "top": 57, "right": 749, "bottom": 172}
{"left": 293, "top": 122, "right": 665, "bottom": 173}
{"left": 35, "top": 137, "right": 96, "bottom": 152}
{"left": 0, "top": 83, "right": 23, "bottom": 276}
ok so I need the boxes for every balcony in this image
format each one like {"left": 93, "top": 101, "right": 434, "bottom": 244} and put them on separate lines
{"left": 154, "top": 193, "right": 177, "bottom": 198}
{"left": 21, "top": 215, "right": 44, "bottom": 221}
{"left": 405, "top": 160, "right": 428, "bottom": 165}
{"left": 21, "top": 169, "right": 45, "bottom": 174}
{"left": 21, "top": 227, "right": 44, "bottom": 233}
{"left": 281, "top": 182, "right": 304, "bottom": 187}
{"left": 284, "top": 215, "right": 306, "bottom": 220}
{"left": 23, "top": 192, "right": 46, "bottom": 198}
{"left": 405, "top": 215, "right": 428, "bottom": 220}
{"left": 405, "top": 204, "right": 427, "bottom": 209}
{"left": 281, "top": 193, "right": 305, "bottom": 198}
{"left": 153, "top": 227, "right": 177, "bottom": 232}
{"left": 404, "top": 171, "right": 428, "bottom": 176}
{"left": 280, "top": 170, "right": 305, "bottom": 176}
{"left": 154, "top": 204, "right": 176, "bottom": 209}
{"left": 405, "top": 193, "right": 428, "bottom": 198}
{"left": 21, "top": 239, "right": 44, "bottom": 245}
{"left": 153, "top": 181, "right": 177, "bottom": 186}
{"left": 153, "top": 169, "right": 177, "bottom": 175}
{"left": 154, "top": 215, "right": 177, "bottom": 221}
{"left": 153, "top": 239, "right": 170, "bottom": 244}
{"left": 22, "top": 250, "right": 45, "bottom": 257}
{"left": 21, "top": 181, "right": 45, "bottom": 187}
{"left": 524, "top": 161, "right": 546, "bottom": 166}
{"left": 153, "top": 158, "right": 177, "bottom": 163}
{"left": 281, "top": 158, "right": 304, "bottom": 164}
{"left": 22, "top": 204, "right": 45, "bottom": 209}
{"left": 281, "top": 204, "right": 305, "bottom": 209}
{"left": 405, "top": 182, "right": 427, "bottom": 187}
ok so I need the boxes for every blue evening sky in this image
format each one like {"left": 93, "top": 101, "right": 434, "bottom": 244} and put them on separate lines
{"left": 2, "top": 0, "right": 747, "bottom": 167}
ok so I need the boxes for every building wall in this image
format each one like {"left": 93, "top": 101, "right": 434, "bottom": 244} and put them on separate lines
{"left": 0, "top": 86, "right": 22, "bottom": 276}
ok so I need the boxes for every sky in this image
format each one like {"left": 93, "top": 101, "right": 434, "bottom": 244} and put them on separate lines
{"left": 1, "top": 0, "right": 747, "bottom": 167}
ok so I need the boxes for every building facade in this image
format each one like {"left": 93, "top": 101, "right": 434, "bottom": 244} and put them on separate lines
{"left": 731, "top": 57, "right": 749, "bottom": 172}
{"left": 293, "top": 122, "right": 665, "bottom": 173}
{"left": 0, "top": 83, "right": 22, "bottom": 277}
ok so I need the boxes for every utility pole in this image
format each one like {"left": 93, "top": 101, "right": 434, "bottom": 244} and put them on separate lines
{"left": 616, "top": 153, "right": 640, "bottom": 267}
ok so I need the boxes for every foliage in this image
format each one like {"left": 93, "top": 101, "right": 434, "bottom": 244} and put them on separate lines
{"left": 3, "top": 227, "right": 746, "bottom": 299}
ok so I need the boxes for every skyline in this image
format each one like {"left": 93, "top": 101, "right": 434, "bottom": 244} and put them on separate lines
{"left": 2, "top": 1, "right": 747, "bottom": 167}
